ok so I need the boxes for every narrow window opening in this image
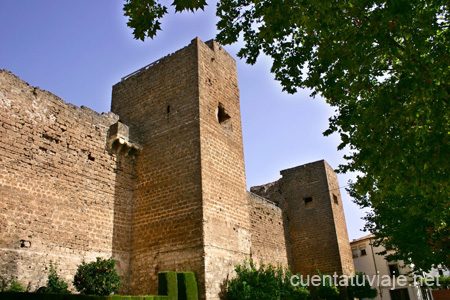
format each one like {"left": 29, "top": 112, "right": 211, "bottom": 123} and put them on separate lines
{"left": 20, "top": 240, "right": 31, "bottom": 248}
{"left": 388, "top": 264, "right": 399, "bottom": 276}
{"left": 389, "top": 289, "right": 409, "bottom": 300}
{"left": 359, "top": 245, "right": 367, "bottom": 256}
{"left": 333, "top": 194, "right": 339, "bottom": 204}
{"left": 217, "top": 103, "right": 232, "bottom": 131}
{"left": 167, "top": 105, "right": 171, "bottom": 113}
{"left": 88, "top": 153, "right": 95, "bottom": 161}
{"left": 218, "top": 103, "right": 231, "bottom": 123}
{"left": 304, "top": 197, "right": 314, "bottom": 207}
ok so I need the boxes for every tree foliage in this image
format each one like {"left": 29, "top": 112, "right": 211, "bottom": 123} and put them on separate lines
{"left": 347, "top": 271, "right": 378, "bottom": 300}
{"left": 0, "top": 276, "right": 25, "bottom": 293}
{"left": 123, "top": 0, "right": 450, "bottom": 271}
{"left": 223, "top": 259, "right": 310, "bottom": 300}
{"left": 123, "top": 0, "right": 207, "bottom": 41}
{"left": 45, "top": 260, "right": 70, "bottom": 294}
{"left": 316, "top": 271, "right": 340, "bottom": 300}
{"left": 73, "top": 257, "right": 122, "bottom": 296}
{"left": 422, "top": 275, "right": 450, "bottom": 290}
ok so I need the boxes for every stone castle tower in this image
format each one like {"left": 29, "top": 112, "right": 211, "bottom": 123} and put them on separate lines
{"left": 251, "top": 160, "right": 354, "bottom": 277}
{"left": 111, "top": 38, "right": 250, "bottom": 297}
{"left": 0, "top": 38, "right": 353, "bottom": 299}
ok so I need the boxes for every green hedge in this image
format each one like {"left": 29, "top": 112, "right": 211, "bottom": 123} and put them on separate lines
{"left": 176, "top": 272, "right": 197, "bottom": 300}
{"left": 0, "top": 270, "right": 197, "bottom": 300}
{"left": 0, "top": 293, "right": 168, "bottom": 300}
{"left": 158, "top": 272, "right": 178, "bottom": 300}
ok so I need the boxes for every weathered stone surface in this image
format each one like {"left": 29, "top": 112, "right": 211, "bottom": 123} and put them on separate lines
{"left": 0, "top": 69, "right": 134, "bottom": 292}
{"left": 248, "top": 192, "right": 288, "bottom": 266}
{"left": 0, "top": 38, "right": 353, "bottom": 299}
{"left": 251, "top": 160, "right": 354, "bottom": 277}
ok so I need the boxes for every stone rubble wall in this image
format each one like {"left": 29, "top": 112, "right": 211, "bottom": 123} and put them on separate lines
{"left": 251, "top": 160, "right": 354, "bottom": 277}
{"left": 197, "top": 39, "right": 252, "bottom": 300}
{"left": 111, "top": 40, "right": 205, "bottom": 297}
{"left": 0, "top": 38, "right": 354, "bottom": 299}
{"left": 248, "top": 192, "right": 288, "bottom": 266}
{"left": 0, "top": 70, "right": 134, "bottom": 292}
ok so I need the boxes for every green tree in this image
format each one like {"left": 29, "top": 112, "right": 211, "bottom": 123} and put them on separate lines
{"left": 0, "top": 276, "right": 26, "bottom": 293}
{"left": 45, "top": 260, "right": 70, "bottom": 294}
{"left": 73, "top": 257, "right": 122, "bottom": 296}
{"left": 420, "top": 275, "right": 450, "bottom": 290}
{"left": 314, "top": 271, "right": 340, "bottom": 300}
{"left": 347, "top": 272, "right": 377, "bottom": 300}
{"left": 123, "top": 0, "right": 450, "bottom": 271}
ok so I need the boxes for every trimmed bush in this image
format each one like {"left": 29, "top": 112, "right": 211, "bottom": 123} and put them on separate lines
{"left": 73, "top": 257, "right": 122, "bottom": 296}
{"left": 0, "top": 293, "right": 169, "bottom": 300}
{"left": 109, "top": 296, "right": 168, "bottom": 300}
{"left": 176, "top": 272, "right": 198, "bottom": 300}
{"left": 158, "top": 272, "right": 178, "bottom": 300}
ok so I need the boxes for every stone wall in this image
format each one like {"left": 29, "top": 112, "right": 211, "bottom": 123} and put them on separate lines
{"left": 197, "top": 40, "right": 251, "bottom": 300}
{"left": 0, "top": 39, "right": 354, "bottom": 299}
{"left": 111, "top": 39, "right": 205, "bottom": 296}
{"left": 248, "top": 192, "right": 288, "bottom": 266}
{"left": 111, "top": 38, "right": 253, "bottom": 300}
{"left": 322, "top": 162, "right": 354, "bottom": 276}
{"left": 0, "top": 70, "right": 134, "bottom": 291}
{"left": 251, "top": 160, "right": 354, "bottom": 277}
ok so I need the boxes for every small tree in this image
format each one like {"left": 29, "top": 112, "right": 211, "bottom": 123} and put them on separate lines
{"left": 0, "top": 276, "right": 25, "bottom": 293}
{"left": 347, "top": 272, "right": 377, "bottom": 300}
{"left": 316, "top": 271, "right": 340, "bottom": 300}
{"left": 224, "top": 259, "right": 310, "bottom": 300}
{"left": 45, "top": 260, "right": 69, "bottom": 294}
{"left": 73, "top": 257, "right": 122, "bottom": 296}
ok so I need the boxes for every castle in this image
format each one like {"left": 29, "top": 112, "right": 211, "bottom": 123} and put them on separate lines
{"left": 0, "top": 38, "right": 353, "bottom": 299}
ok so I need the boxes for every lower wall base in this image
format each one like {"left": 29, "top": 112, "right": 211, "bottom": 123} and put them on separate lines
{"left": 204, "top": 246, "right": 251, "bottom": 300}
{"left": 0, "top": 248, "right": 130, "bottom": 293}
{"left": 128, "top": 246, "right": 205, "bottom": 299}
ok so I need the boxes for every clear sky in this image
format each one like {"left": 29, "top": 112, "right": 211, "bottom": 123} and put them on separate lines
{"left": 0, "top": 1, "right": 368, "bottom": 240}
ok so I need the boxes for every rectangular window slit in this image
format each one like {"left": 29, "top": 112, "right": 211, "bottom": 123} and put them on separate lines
{"left": 304, "top": 197, "right": 314, "bottom": 207}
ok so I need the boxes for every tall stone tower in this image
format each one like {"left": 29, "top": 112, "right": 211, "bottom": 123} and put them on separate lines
{"left": 251, "top": 160, "right": 354, "bottom": 276}
{"left": 111, "top": 38, "right": 250, "bottom": 299}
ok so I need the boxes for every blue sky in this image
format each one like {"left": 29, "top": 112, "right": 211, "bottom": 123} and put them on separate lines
{"left": 0, "top": 1, "right": 368, "bottom": 240}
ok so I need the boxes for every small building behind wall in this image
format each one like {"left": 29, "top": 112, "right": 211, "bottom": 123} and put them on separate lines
{"left": 351, "top": 234, "right": 423, "bottom": 300}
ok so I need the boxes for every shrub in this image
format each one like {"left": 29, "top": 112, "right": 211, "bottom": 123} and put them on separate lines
{"left": 177, "top": 271, "right": 198, "bottom": 300}
{"left": 437, "top": 276, "right": 450, "bottom": 289}
{"left": 316, "top": 271, "right": 339, "bottom": 300}
{"left": 45, "top": 260, "right": 70, "bottom": 294}
{"left": 420, "top": 275, "right": 450, "bottom": 290}
{"left": 224, "top": 259, "right": 310, "bottom": 300}
{"left": 158, "top": 271, "right": 178, "bottom": 300}
{"left": 73, "top": 257, "right": 123, "bottom": 295}
{"left": 0, "top": 276, "right": 25, "bottom": 293}
{"left": 347, "top": 271, "right": 377, "bottom": 300}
